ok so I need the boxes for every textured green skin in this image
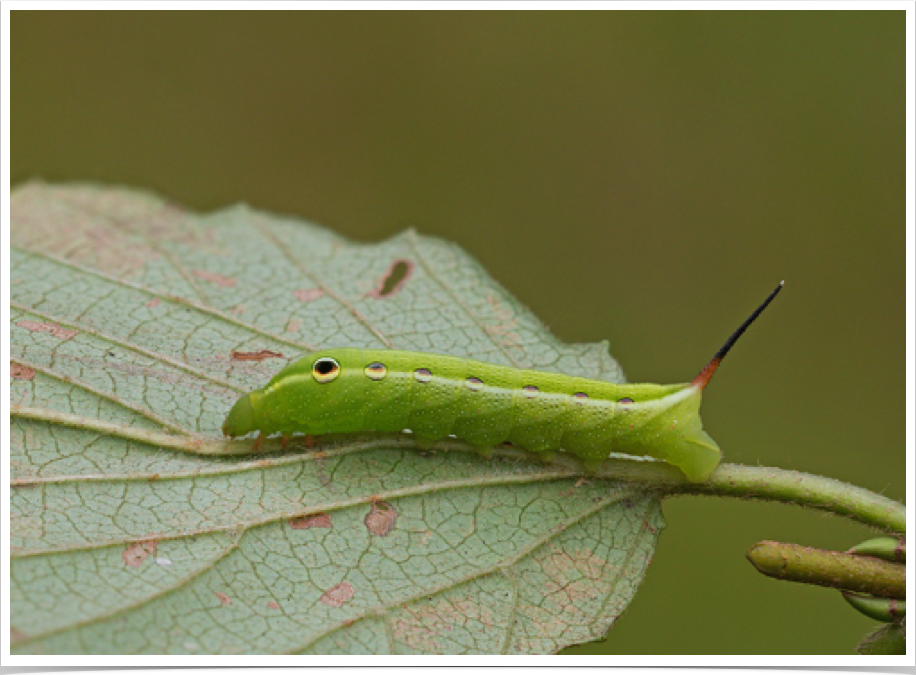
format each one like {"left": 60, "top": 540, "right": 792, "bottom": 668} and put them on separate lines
{"left": 223, "top": 348, "right": 722, "bottom": 481}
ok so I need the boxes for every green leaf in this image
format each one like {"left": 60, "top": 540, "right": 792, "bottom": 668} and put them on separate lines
{"left": 10, "top": 182, "right": 661, "bottom": 655}
{"left": 856, "top": 621, "right": 906, "bottom": 655}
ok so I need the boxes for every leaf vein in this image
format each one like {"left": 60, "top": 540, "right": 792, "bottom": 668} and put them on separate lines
{"left": 253, "top": 216, "right": 393, "bottom": 348}
{"left": 10, "top": 357, "right": 196, "bottom": 436}
{"left": 12, "top": 244, "right": 316, "bottom": 353}
{"left": 12, "top": 530, "right": 244, "bottom": 647}
{"left": 10, "top": 300, "right": 246, "bottom": 394}
{"left": 290, "top": 490, "right": 636, "bottom": 654}
{"left": 406, "top": 232, "right": 521, "bottom": 368}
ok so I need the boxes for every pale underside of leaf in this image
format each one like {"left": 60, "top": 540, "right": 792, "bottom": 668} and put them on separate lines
{"left": 9, "top": 182, "right": 659, "bottom": 655}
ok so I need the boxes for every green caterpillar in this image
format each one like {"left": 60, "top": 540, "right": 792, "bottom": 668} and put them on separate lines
{"left": 223, "top": 283, "right": 783, "bottom": 482}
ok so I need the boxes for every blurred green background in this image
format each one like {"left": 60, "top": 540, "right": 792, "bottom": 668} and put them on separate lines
{"left": 12, "top": 10, "right": 905, "bottom": 654}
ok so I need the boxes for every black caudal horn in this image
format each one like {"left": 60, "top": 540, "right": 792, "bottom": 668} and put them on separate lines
{"left": 692, "top": 282, "right": 784, "bottom": 390}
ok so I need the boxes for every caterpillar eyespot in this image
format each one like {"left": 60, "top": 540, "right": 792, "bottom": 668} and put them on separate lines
{"left": 223, "top": 282, "right": 784, "bottom": 482}
{"left": 312, "top": 357, "right": 340, "bottom": 383}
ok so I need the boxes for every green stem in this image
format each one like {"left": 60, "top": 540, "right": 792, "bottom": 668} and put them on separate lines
{"left": 582, "top": 459, "right": 905, "bottom": 534}
{"left": 676, "top": 464, "right": 906, "bottom": 534}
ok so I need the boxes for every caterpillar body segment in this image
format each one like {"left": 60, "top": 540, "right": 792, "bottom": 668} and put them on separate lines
{"left": 223, "top": 348, "right": 720, "bottom": 481}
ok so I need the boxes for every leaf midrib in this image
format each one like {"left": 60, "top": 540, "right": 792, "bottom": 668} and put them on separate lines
{"left": 12, "top": 464, "right": 627, "bottom": 557}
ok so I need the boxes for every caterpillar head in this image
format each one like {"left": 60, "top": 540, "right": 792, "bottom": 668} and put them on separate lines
{"left": 223, "top": 391, "right": 258, "bottom": 438}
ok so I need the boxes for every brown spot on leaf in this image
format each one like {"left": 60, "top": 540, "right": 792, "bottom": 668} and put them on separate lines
{"left": 365, "top": 501, "right": 398, "bottom": 537}
{"left": 289, "top": 513, "right": 332, "bottom": 530}
{"left": 16, "top": 320, "right": 78, "bottom": 341}
{"left": 286, "top": 317, "right": 303, "bottom": 333}
{"left": 482, "top": 294, "right": 523, "bottom": 351}
{"left": 267, "top": 601, "right": 280, "bottom": 610}
{"left": 390, "top": 595, "right": 495, "bottom": 652}
{"left": 231, "top": 349, "right": 285, "bottom": 362}
{"left": 293, "top": 288, "right": 325, "bottom": 302}
{"left": 10, "top": 363, "right": 35, "bottom": 380}
{"left": 539, "top": 547, "right": 610, "bottom": 610}
{"left": 193, "top": 269, "right": 237, "bottom": 287}
{"left": 320, "top": 581, "right": 355, "bottom": 607}
{"left": 122, "top": 540, "right": 157, "bottom": 567}
{"left": 215, "top": 592, "right": 232, "bottom": 605}
{"left": 368, "top": 259, "right": 414, "bottom": 298}
{"left": 146, "top": 298, "right": 161, "bottom": 308}
{"left": 10, "top": 627, "right": 28, "bottom": 644}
